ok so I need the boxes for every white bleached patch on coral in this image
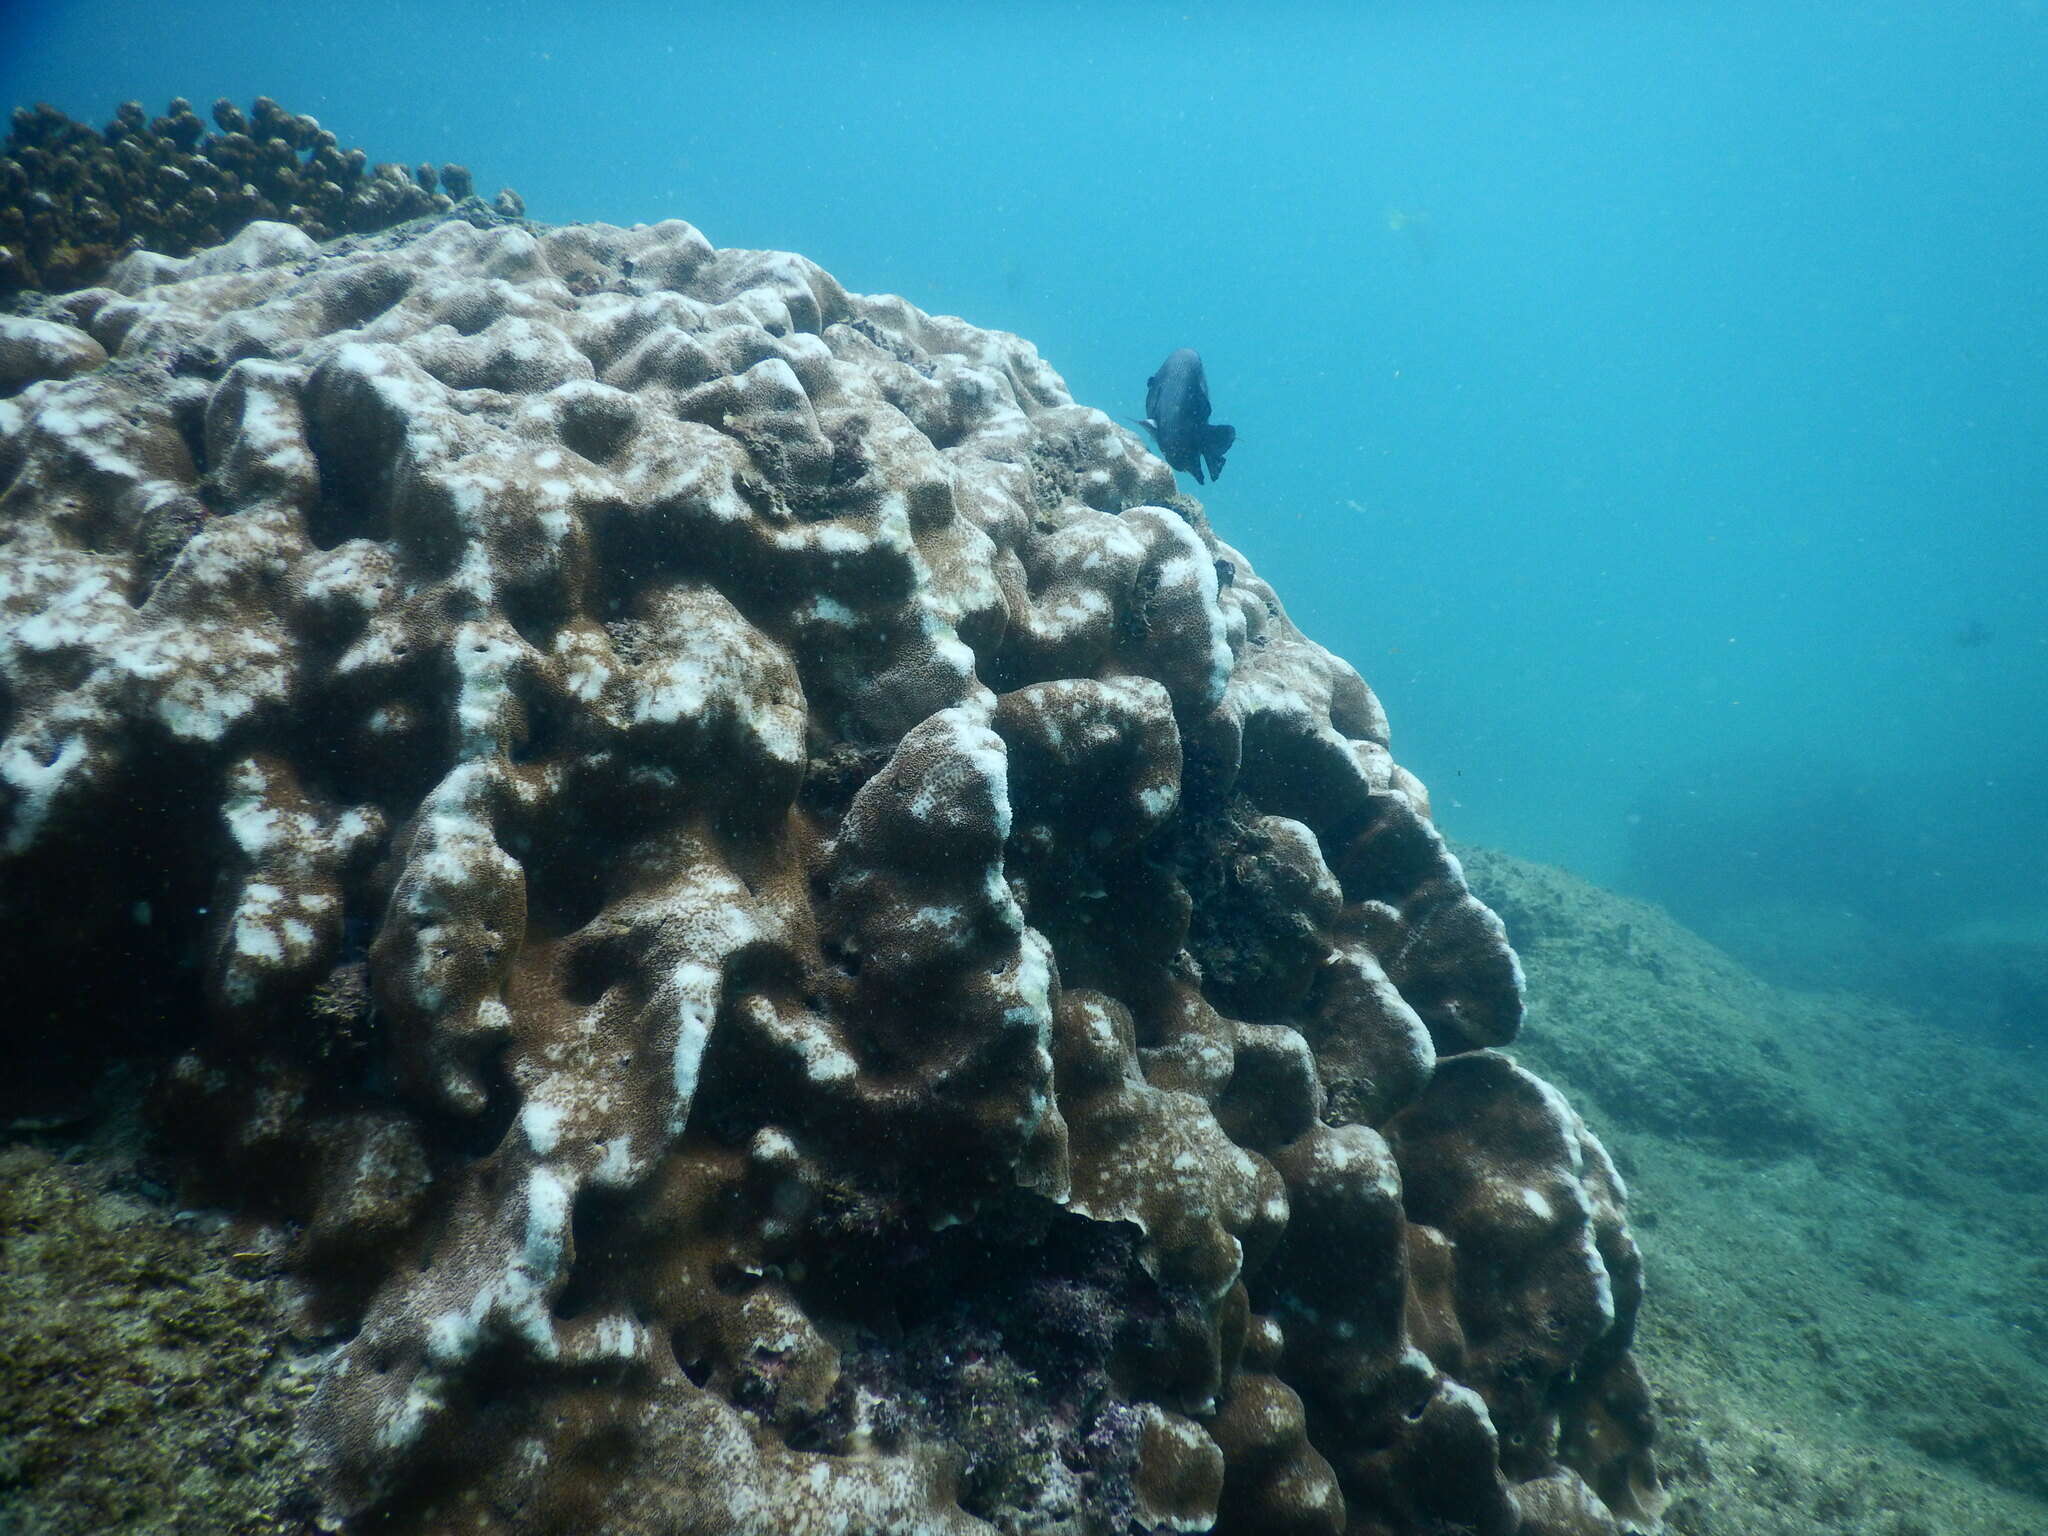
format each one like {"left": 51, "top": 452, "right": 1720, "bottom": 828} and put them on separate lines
{"left": 231, "top": 883, "right": 286, "bottom": 957}
{"left": 806, "top": 522, "right": 868, "bottom": 554}
{"left": 801, "top": 595, "right": 858, "bottom": 627}
{"left": 221, "top": 770, "right": 283, "bottom": 856}
{"left": 556, "top": 643, "right": 612, "bottom": 703}
{"left": 427, "top": 1163, "right": 577, "bottom": 1371}
{"left": 31, "top": 396, "right": 146, "bottom": 481}
{"left": 586, "top": 1315, "right": 643, "bottom": 1361}
{"left": 449, "top": 620, "right": 524, "bottom": 754}
{"left": 904, "top": 904, "right": 965, "bottom": 935}
{"left": 86, "top": 611, "right": 293, "bottom": 744}
{"left": 519, "top": 1167, "right": 571, "bottom": 1278}
{"left": 375, "top": 1376, "right": 446, "bottom": 1452}
{"left": 227, "top": 364, "right": 306, "bottom": 447}
{"left": 902, "top": 704, "right": 1011, "bottom": 842}
{"left": 667, "top": 960, "right": 720, "bottom": 1135}
{"left": 637, "top": 647, "right": 723, "bottom": 725}
{"left": 12, "top": 569, "right": 126, "bottom": 652}
{"left": 1139, "top": 781, "right": 1178, "bottom": 818}
{"left": 521, "top": 1100, "right": 567, "bottom": 1156}
{"left": 1000, "top": 929, "right": 1055, "bottom": 1037}
{"left": 593, "top": 1135, "right": 637, "bottom": 1186}
{"left": 387, "top": 762, "right": 520, "bottom": 1016}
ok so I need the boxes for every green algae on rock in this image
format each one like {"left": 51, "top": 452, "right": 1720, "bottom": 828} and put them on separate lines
{"left": 0, "top": 1141, "right": 317, "bottom": 1536}
{"left": 0, "top": 211, "right": 1660, "bottom": 1534}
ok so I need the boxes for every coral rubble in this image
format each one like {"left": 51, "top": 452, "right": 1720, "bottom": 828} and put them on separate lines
{"left": 0, "top": 208, "right": 1661, "bottom": 1534}
{"left": 1, "top": 96, "right": 509, "bottom": 297}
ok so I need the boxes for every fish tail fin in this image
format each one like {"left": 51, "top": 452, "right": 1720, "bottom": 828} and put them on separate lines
{"left": 1202, "top": 423, "right": 1235, "bottom": 482}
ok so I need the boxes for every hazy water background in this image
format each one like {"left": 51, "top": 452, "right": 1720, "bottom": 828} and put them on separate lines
{"left": 5, "top": 0, "right": 2044, "bottom": 1000}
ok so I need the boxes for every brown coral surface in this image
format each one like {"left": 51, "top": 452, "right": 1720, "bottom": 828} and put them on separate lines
{"left": 0, "top": 209, "right": 1658, "bottom": 1535}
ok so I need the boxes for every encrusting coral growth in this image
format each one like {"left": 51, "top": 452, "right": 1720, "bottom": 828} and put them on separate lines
{"left": 0, "top": 197, "right": 1663, "bottom": 1534}
{"left": 0, "top": 96, "right": 517, "bottom": 297}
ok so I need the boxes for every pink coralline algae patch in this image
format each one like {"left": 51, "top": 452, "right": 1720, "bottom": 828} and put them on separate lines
{"left": 0, "top": 210, "right": 1663, "bottom": 1536}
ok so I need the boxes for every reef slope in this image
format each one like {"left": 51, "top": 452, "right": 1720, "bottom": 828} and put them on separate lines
{"left": 1462, "top": 845, "right": 2048, "bottom": 1536}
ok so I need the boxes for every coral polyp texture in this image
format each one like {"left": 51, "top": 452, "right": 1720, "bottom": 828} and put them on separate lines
{"left": 0, "top": 209, "right": 1663, "bottom": 1535}
{"left": 1, "top": 96, "right": 509, "bottom": 297}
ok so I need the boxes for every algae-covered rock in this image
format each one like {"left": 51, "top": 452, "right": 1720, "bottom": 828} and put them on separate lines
{"left": 0, "top": 1139, "right": 316, "bottom": 1535}
{"left": 1460, "top": 843, "right": 2048, "bottom": 1536}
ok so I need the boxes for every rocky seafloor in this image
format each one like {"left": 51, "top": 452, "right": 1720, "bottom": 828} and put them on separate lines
{"left": 1, "top": 209, "right": 1661, "bottom": 1535}
{"left": 1461, "top": 847, "right": 2048, "bottom": 1536}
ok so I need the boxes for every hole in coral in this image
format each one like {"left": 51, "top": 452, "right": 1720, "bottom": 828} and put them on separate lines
{"left": 712, "top": 1262, "right": 760, "bottom": 1297}
{"left": 0, "top": 750, "right": 214, "bottom": 1123}
{"left": 562, "top": 934, "right": 630, "bottom": 1008}
{"left": 304, "top": 421, "right": 394, "bottom": 552}
{"left": 551, "top": 1185, "right": 628, "bottom": 1324}
{"left": 671, "top": 1332, "right": 713, "bottom": 1388}
{"left": 508, "top": 673, "right": 572, "bottom": 766}
{"left": 501, "top": 582, "right": 565, "bottom": 658}
{"left": 523, "top": 822, "right": 613, "bottom": 944}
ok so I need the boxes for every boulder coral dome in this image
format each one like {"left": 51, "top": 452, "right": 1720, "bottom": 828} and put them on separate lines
{"left": 0, "top": 207, "right": 1664, "bottom": 1535}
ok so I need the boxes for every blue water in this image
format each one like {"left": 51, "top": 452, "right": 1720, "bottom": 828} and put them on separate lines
{"left": 6, "top": 0, "right": 2044, "bottom": 942}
